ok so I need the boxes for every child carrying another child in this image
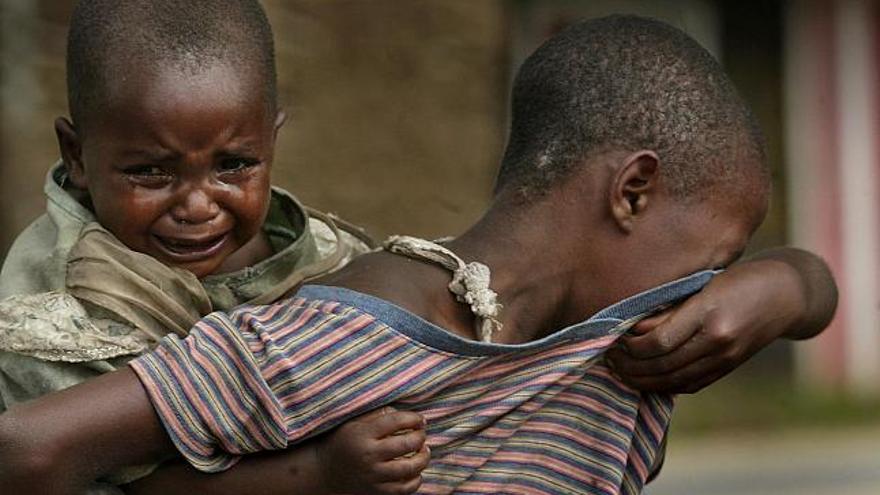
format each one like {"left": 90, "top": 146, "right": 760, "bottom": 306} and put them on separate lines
{"left": 0, "top": 1, "right": 428, "bottom": 494}
{"left": 0, "top": 14, "right": 837, "bottom": 495}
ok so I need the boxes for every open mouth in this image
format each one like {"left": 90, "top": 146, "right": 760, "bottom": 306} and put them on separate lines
{"left": 152, "top": 232, "right": 230, "bottom": 261}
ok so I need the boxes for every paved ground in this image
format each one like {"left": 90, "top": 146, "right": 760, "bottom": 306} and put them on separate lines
{"left": 647, "top": 425, "right": 880, "bottom": 495}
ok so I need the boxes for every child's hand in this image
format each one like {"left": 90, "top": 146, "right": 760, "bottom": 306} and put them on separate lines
{"left": 316, "top": 406, "right": 430, "bottom": 495}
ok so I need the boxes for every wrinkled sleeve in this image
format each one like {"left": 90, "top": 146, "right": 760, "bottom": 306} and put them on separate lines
{"left": 129, "top": 309, "right": 288, "bottom": 472}
{"left": 129, "top": 298, "right": 433, "bottom": 472}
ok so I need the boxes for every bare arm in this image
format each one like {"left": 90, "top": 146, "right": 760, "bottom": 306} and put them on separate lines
{"left": 745, "top": 246, "right": 837, "bottom": 340}
{"left": 0, "top": 367, "right": 428, "bottom": 495}
{"left": 123, "top": 452, "right": 327, "bottom": 495}
{"left": 0, "top": 368, "right": 174, "bottom": 494}
{"left": 125, "top": 407, "right": 429, "bottom": 495}
{"left": 606, "top": 246, "right": 838, "bottom": 393}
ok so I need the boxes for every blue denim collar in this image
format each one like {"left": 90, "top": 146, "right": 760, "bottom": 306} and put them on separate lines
{"left": 298, "top": 270, "right": 717, "bottom": 357}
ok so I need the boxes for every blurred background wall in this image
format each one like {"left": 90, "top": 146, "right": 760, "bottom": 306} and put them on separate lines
{"left": 0, "top": 0, "right": 878, "bottom": 492}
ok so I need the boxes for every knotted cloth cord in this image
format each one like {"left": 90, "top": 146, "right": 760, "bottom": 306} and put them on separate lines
{"left": 383, "top": 235, "right": 503, "bottom": 343}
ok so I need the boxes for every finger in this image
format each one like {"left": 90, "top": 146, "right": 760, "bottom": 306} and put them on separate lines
{"left": 614, "top": 353, "right": 732, "bottom": 393}
{"left": 356, "top": 405, "right": 399, "bottom": 422}
{"left": 608, "top": 330, "right": 716, "bottom": 377}
{"left": 626, "top": 368, "right": 729, "bottom": 395}
{"left": 369, "top": 410, "right": 426, "bottom": 438}
{"left": 375, "top": 445, "right": 431, "bottom": 481}
{"left": 677, "top": 370, "right": 729, "bottom": 394}
{"left": 620, "top": 299, "right": 705, "bottom": 359}
{"left": 376, "top": 429, "right": 427, "bottom": 460}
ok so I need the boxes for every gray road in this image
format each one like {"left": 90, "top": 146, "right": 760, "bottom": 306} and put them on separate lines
{"left": 647, "top": 426, "right": 880, "bottom": 495}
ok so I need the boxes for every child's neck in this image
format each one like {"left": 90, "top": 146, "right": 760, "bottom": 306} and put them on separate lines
{"left": 212, "top": 231, "right": 274, "bottom": 275}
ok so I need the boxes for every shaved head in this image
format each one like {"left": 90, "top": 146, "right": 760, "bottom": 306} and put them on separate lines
{"left": 496, "top": 15, "right": 770, "bottom": 204}
{"left": 66, "top": 0, "right": 276, "bottom": 132}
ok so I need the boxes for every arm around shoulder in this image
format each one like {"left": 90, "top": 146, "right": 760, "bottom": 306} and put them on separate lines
{"left": 746, "top": 246, "right": 838, "bottom": 340}
{"left": 604, "top": 246, "right": 839, "bottom": 393}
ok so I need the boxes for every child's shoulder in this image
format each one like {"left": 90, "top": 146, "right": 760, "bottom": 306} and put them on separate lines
{"left": 0, "top": 214, "right": 61, "bottom": 298}
{"left": 0, "top": 164, "right": 97, "bottom": 298}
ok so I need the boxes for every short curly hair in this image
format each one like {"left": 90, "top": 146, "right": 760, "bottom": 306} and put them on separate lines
{"left": 495, "top": 15, "right": 769, "bottom": 202}
{"left": 66, "top": 0, "right": 276, "bottom": 130}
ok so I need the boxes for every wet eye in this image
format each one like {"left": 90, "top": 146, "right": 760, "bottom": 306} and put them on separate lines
{"left": 125, "top": 165, "right": 165, "bottom": 176}
{"left": 217, "top": 157, "right": 260, "bottom": 178}
{"left": 122, "top": 165, "right": 172, "bottom": 187}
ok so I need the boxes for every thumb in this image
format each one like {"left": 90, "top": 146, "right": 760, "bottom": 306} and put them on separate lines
{"left": 628, "top": 311, "right": 672, "bottom": 336}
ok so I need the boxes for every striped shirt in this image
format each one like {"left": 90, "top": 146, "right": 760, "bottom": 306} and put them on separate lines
{"left": 130, "top": 270, "right": 714, "bottom": 495}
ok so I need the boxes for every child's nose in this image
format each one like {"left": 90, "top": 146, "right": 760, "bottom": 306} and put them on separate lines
{"left": 170, "top": 188, "right": 220, "bottom": 225}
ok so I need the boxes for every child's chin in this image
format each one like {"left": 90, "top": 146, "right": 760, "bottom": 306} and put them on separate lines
{"left": 169, "top": 258, "right": 224, "bottom": 280}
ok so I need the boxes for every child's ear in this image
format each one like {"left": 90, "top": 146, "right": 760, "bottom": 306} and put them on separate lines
{"left": 608, "top": 150, "right": 659, "bottom": 233}
{"left": 54, "top": 117, "right": 87, "bottom": 189}
{"left": 273, "top": 110, "right": 287, "bottom": 138}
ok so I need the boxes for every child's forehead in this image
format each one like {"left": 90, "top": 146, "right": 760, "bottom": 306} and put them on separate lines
{"left": 81, "top": 62, "right": 276, "bottom": 153}
{"left": 96, "top": 61, "right": 271, "bottom": 121}
{"left": 111, "top": 59, "right": 261, "bottom": 99}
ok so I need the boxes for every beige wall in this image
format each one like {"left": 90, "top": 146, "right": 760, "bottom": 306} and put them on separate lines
{"left": 0, "top": 0, "right": 509, "bottom": 261}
